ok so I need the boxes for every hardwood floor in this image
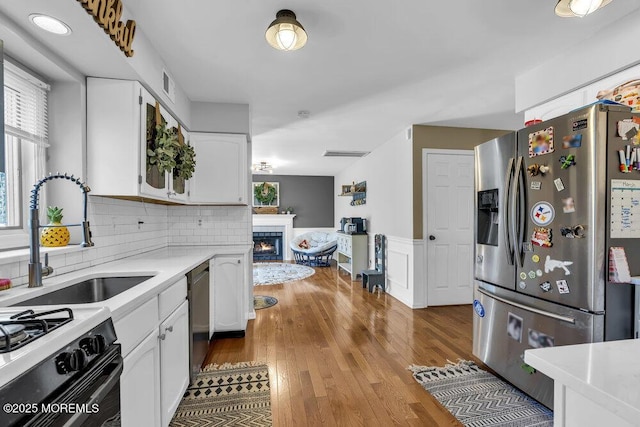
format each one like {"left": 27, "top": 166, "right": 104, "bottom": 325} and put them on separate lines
{"left": 205, "top": 263, "right": 478, "bottom": 426}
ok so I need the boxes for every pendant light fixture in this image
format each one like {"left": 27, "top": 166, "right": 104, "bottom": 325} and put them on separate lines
{"left": 253, "top": 162, "right": 274, "bottom": 173}
{"left": 555, "top": 0, "right": 612, "bottom": 17}
{"left": 265, "top": 9, "right": 307, "bottom": 51}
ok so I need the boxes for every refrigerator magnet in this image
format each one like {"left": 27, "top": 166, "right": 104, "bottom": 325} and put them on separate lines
{"left": 540, "top": 281, "right": 552, "bottom": 292}
{"left": 528, "top": 329, "right": 555, "bottom": 348}
{"left": 507, "top": 313, "right": 523, "bottom": 342}
{"left": 572, "top": 119, "right": 587, "bottom": 132}
{"left": 527, "top": 164, "right": 549, "bottom": 176}
{"left": 553, "top": 178, "right": 565, "bottom": 192}
{"left": 559, "top": 154, "right": 576, "bottom": 169}
{"left": 544, "top": 255, "right": 573, "bottom": 276}
{"left": 562, "top": 197, "right": 576, "bottom": 213}
{"left": 520, "top": 272, "right": 527, "bottom": 280}
{"left": 562, "top": 134, "right": 582, "bottom": 148}
{"left": 532, "top": 254, "right": 540, "bottom": 263}
{"left": 528, "top": 127, "right": 554, "bottom": 158}
{"left": 519, "top": 281, "right": 527, "bottom": 289}
{"left": 530, "top": 181, "right": 541, "bottom": 190}
{"left": 617, "top": 119, "right": 640, "bottom": 141}
{"left": 556, "top": 279, "right": 570, "bottom": 294}
{"left": 531, "top": 227, "right": 552, "bottom": 247}
{"left": 528, "top": 271, "right": 537, "bottom": 279}
{"left": 536, "top": 269, "right": 543, "bottom": 277}
{"left": 531, "top": 202, "right": 555, "bottom": 226}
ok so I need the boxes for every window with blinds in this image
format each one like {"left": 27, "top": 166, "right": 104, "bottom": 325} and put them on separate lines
{"left": 1, "top": 59, "right": 49, "bottom": 238}
{"left": 4, "top": 61, "right": 49, "bottom": 147}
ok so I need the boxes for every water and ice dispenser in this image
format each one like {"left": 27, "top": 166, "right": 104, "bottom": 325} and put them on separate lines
{"left": 477, "top": 189, "right": 499, "bottom": 246}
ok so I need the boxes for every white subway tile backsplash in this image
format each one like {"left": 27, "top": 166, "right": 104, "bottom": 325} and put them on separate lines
{"left": 1, "top": 196, "right": 250, "bottom": 287}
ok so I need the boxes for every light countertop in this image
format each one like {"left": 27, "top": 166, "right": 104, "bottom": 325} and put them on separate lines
{"left": 0, "top": 245, "right": 251, "bottom": 386}
{"left": 525, "top": 339, "right": 640, "bottom": 424}
{"left": 0, "top": 245, "right": 250, "bottom": 321}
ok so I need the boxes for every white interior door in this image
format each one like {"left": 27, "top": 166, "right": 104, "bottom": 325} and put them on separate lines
{"left": 424, "top": 150, "right": 474, "bottom": 306}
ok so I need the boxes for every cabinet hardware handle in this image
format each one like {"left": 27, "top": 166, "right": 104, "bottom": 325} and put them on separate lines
{"left": 159, "top": 333, "right": 166, "bottom": 340}
{"left": 165, "top": 326, "right": 174, "bottom": 333}
{"left": 237, "top": 260, "right": 241, "bottom": 264}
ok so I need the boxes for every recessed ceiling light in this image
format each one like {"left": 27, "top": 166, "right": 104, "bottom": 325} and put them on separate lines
{"left": 29, "top": 14, "right": 72, "bottom": 35}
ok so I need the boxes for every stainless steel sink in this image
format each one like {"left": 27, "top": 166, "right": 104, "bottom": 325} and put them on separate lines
{"left": 12, "top": 276, "right": 154, "bottom": 306}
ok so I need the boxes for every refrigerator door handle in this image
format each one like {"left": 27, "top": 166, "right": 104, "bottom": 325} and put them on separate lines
{"left": 513, "top": 156, "right": 525, "bottom": 268}
{"left": 502, "top": 157, "right": 515, "bottom": 265}
{"left": 477, "top": 288, "right": 576, "bottom": 324}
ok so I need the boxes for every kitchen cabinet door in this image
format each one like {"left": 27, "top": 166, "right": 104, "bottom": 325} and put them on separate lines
{"left": 87, "top": 77, "right": 188, "bottom": 204}
{"left": 211, "top": 255, "right": 247, "bottom": 333}
{"left": 159, "top": 300, "right": 190, "bottom": 427}
{"left": 189, "top": 133, "right": 248, "bottom": 204}
{"left": 120, "top": 330, "right": 161, "bottom": 427}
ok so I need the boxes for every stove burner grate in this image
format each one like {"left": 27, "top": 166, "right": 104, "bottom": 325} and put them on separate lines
{"left": 0, "top": 308, "right": 74, "bottom": 353}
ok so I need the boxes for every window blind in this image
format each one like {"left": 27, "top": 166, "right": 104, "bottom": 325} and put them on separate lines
{"left": 4, "top": 60, "right": 50, "bottom": 147}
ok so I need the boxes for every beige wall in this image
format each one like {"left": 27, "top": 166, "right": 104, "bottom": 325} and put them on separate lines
{"left": 412, "top": 125, "right": 511, "bottom": 239}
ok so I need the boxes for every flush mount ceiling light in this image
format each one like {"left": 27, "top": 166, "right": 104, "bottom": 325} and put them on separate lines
{"left": 265, "top": 9, "right": 307, "bottom": 51}
{"left": 253, "top": 162, "right": 274, "bottom": 173}
{"left": 555, "top": 0, "right": 612, "bottom": 17}
{"left": 29, "top": 13, "right": 72, "bottom": 35}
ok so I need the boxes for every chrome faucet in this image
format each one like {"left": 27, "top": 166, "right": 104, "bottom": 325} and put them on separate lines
{"left": 28, "top": 173, "right": 94, "bottom": 288}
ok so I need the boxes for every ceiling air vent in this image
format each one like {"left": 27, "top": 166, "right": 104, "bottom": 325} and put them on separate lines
{"left": 322, "top": 150, "right": 370, "bottom": 158}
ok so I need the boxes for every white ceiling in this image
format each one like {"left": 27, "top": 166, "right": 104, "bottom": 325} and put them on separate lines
{"left": 1, "top": 1, "right": 639, "bottom": 175}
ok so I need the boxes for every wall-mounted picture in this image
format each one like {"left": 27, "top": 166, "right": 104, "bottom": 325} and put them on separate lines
{"left": 507, "top": 312, "right": 523, "bottom": 342}
{"left": 253, "top": 182, "right": 280, "bottom": 207}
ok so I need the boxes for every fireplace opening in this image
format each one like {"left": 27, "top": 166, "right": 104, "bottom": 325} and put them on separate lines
{"left": 253, "top": 231, "right": 283, "bottom": 261}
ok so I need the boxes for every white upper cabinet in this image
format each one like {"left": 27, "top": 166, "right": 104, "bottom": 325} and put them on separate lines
{"left": 87, "top": 78, "right": 192, "bottom": 204}
{"left": 189, "top": 133, "right": 248, "bottom": 205}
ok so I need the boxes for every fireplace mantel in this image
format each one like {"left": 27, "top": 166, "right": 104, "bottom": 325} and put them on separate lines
{"left": 252, "top": 214, "right": 295, "bottom": 260}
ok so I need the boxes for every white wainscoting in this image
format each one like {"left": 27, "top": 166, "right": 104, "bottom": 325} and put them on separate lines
{"left": 382, "top": 236, "right": 427, "bottom": 309}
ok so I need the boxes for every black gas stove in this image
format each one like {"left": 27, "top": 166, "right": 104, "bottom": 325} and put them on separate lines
{"left": 0, "top": 307, "right": 122, "bottom": 427}
{"left": 0, "top": 308, "right": 74, "bottom": 353}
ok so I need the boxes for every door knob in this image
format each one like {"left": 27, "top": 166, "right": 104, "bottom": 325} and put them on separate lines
{"left": 429, "top": 235, "right": 436, "bottom": 241}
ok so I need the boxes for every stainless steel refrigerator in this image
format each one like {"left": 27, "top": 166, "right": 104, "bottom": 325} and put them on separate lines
{"left": 473, "top": 103, "right": 640, "bottom": 409}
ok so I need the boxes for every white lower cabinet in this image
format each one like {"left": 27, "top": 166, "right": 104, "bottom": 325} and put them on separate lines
{"left": 117, "top": 277, "right": 189, "bottom": 427}
{"left": 120, "top": 330, "right": 161, "bottom": 427}
{"left": 160, "top": 301, "right": 190, "bottom": 427}
{"left": 211, "top": 255, "right": 247, "bottom": 334}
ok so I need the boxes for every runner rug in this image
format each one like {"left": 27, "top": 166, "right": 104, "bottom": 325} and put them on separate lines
{"left": 409, "top": 360, "right": 553, "bottom": 427}
{"left": 253, "top": 262, "right": 315, "bottom": 285}
{"left": 170, "top": 362, "right": 272, "bottom": 427}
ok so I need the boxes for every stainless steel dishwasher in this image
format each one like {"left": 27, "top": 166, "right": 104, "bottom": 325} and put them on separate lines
{"left": 187, "top": 261, "right": 210, "bottom": 382}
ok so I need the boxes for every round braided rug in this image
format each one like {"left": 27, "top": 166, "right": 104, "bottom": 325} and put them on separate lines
{"left": 253, "top": 262, "right": 315, "bottom": 285}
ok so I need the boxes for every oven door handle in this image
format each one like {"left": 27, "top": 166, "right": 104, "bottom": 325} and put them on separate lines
{"left": 64, "top": 357, "right": 123, "bottom": 426}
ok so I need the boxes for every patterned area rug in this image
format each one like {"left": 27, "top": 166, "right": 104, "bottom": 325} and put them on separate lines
{"left": 170, "top": 362, "right": 272, "bottom": 427}
{"left": 409, "top": 360, "right": 553, "bottom": 427}
{"left": 254, "top": 295, "right": 278, "bottom": 310}
{"left": 253, "top": 262, "right": 315, "bottom": 285}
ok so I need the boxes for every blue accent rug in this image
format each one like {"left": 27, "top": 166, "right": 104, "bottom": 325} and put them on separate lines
{"left": 409, "top": 360, "right": 553, "bottom": 427}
